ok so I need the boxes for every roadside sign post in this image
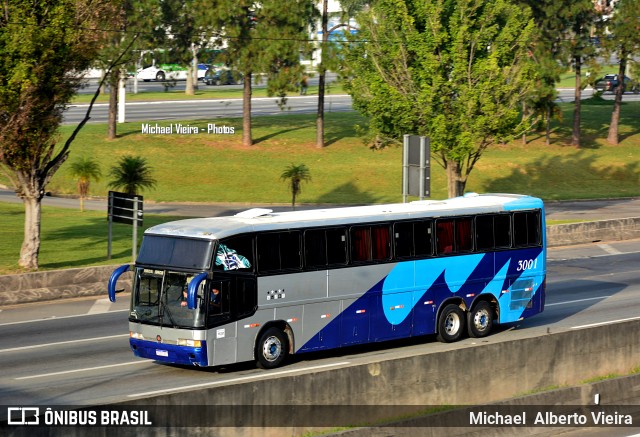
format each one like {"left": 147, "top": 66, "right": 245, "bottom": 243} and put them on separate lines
{"left": 402, "top": 134, "right": 431, "bottom": 202}
{"left": 107, "top": 191, "right": 144, "bottom": 262}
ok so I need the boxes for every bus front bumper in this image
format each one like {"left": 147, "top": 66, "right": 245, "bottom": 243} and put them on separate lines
{"left": 130, "top": 338, "right": 208, "bottom": 367}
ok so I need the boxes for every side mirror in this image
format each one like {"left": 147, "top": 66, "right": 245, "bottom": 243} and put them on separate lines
{"left": 187, "top": 272, "right": 208, "bottom": 309}
{"left": 108, "top": 264, "right": 130, "bottom": 302}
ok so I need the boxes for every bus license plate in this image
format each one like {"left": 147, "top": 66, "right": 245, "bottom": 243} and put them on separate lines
{"left": 156, "top": 350, "right": 168, "bottom": 357}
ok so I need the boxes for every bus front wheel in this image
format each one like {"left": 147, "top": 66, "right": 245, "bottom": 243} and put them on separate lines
{"left": 256, "top": 327, "right": 288, "bottom": 369}
{"left": 437, "top": 304, "right": 465, "bottom": 343}
{"left": 468, "top": 301, "right": 493, "bottom": 338}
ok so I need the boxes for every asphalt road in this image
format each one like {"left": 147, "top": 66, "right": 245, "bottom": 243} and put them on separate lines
{"left": 1, "top": 241, "right": 639, "bottom": 409}
{"left": 63, "top": 82, "right": 640, "bottom": 125}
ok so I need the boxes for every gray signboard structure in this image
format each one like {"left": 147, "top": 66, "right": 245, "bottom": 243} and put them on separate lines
{"left": 402, "top": 134, "right": 431, "bottom": 202}
{"left": 107, "top": 191, "right": 144, "bottom": 262}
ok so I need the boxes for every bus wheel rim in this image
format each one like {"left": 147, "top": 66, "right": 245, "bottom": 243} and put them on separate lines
{"left": 262, "top": 336, "right": 282, "bottom": 362}
{"left": 473, "top": 308, "right": 490, "bottom": 331}
{"left": 445, "top": 313, "right": 460, "bottom": 335}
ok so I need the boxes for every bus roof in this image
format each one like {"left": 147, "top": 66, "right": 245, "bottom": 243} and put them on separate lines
{"left": 144, "top": 193, "right": 543, "bottom": 241}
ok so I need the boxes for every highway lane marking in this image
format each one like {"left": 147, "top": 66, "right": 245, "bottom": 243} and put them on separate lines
{"left": 0, "top": 334, "right": 129, "bottom": 353}
{"left": 545, "top": 296, "right": 611, "bottom": 307}
{"left": 571, "top": 316, "right": 640, "bottom": 330}
{"left": 88, "top": 298, "right": 112, "bottom": 314}
{"left": 14, "top": 361, "right": 149, "bottom": 380}
{"left": 127, "top": 362, "right": 352, "bottom": 399}
{"left": 0, "top": 309, "right": 129, "bottom": 327}
{"left": 598, "top": 243, "right": 622, "bottom": 255}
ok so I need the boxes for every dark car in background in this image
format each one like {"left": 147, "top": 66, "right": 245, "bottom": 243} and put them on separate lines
{"left": 203, "top": 68, "right": 244, "bottom": 86}
{"left": 594, "top": 74, "right": 639, "bottom": 94}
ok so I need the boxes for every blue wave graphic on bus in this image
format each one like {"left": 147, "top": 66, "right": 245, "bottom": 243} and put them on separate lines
{"left": 299, "top": 247, "right": 543, "bottom": 352}
{"left": 382, "top": 254, "right": 485, "bottom": 325}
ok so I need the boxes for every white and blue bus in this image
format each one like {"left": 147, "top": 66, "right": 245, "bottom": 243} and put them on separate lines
{"left": 108, "top": 193, "right": 546, "bottom": 369}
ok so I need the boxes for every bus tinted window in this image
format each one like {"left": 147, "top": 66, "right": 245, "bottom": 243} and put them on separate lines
{"left": 351, "top": 224, "right": 390, "bottom": 262}
{"left": 215, "top": 235, "right": 253, "bottom": 271}
{"left": 494, "top": 214, "right": 512, "bottom": 248}
{"left": 304, "top": 230, "right": 326, "bottom": 267}
{"left": 305, "top": 228, "right": 348, "bottom": 267}
{"left": 513, "top": 211, "right": 540, "bottom": 247}
{"left": 257, "top": 231, "right": 302, "bottom": 272}
{"left": 394, "top": 220, "right": 432, "bottom": 259}
{"left": 476, "top": 214, "right": 512, "bottom": 250}
{"left": 326, "top": 228, "right": 348, "bottom": 265}
{"left": 436, "top": 220, "right": 454, "bottom": 254}
{"left": 456, "top": 217, "right": 473, "bottom": 252}
{"left": 138, "top": 236, "right": 214, "bottom": 270}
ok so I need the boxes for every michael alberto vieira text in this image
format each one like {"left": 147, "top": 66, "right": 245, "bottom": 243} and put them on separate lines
{"left": 141, "top": 123, "right": 234, "bottom": 135}
{"left": 470, "top": 410, "right": 633, "bottom": 426}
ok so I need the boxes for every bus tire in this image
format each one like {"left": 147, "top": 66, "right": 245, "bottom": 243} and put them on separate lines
{"left": 256, "top": 327, "right": 288, "bottom": 369}
{"left": 468, "top": 301, "right": 493, "bottom": 338}
{"left": 436, "top": 304, "right": 465, "bottom": 343}
{"left": 155, "top": 71, "right": 165, "bottom": 81}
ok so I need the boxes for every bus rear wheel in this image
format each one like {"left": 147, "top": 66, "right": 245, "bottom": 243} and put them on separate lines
{"left": 437, "top": 304, "right": 465, "bottom": 343}
{"left": 256, "top": 327, "right": 288, "bottom": 369}
{"left": 468, "top": 301, "right": 493, "bottom": 338}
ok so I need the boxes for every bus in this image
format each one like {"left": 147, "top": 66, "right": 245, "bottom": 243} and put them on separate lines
{"left": 108, "top": 193, "right": 546, "bottom": 369}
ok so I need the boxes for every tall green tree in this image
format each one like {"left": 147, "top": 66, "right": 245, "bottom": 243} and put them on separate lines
{"left": 281, "top": 163, "right": 311, "bottom": 209}
{"left": 160, "top": 0, "right": 204, "bottom": 96}
{"left": 598, "top": 0, "right": 640, "bottom": 145}
{"left": 344, "top": 0, "right": 536, "bottom": 198}
{"left": 0, "top": 0, "right": 116, "bottom": 270}
{"left": 519, "top": 0, "right": 566, "bottom": 145}
{"left": 108, "top": 155, "right": 157, "bottom": 195}
{"left": 99, "top": 0, "right": 163, "bottom": 140}
{"left": 201, "top": 0, "right": 317, "bottom": 146}
{"left": 69, "top": 157, "right": 102, "bottom": 213}
{"left": 561, "top": 0, "right": 598, "bottom": 147}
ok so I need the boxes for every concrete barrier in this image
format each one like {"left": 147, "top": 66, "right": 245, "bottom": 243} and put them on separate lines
{"left": 1, "top": 218, "right": 639, "bottom": 305}
{"left": 0, "top": 265, "right": 131, "bottom": 306}
{"left": 43, "top": 318, "right": 639, "bottom": 437}
{"left": 546, "top": 217, "right": 640, "bottom": 247}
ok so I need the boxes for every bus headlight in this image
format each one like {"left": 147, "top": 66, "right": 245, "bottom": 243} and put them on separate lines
{"left": 177, "top": 339, "right": 202, "bottom": 347}
{"left": 130, "top": 331, "right": 145, "bottom": 340}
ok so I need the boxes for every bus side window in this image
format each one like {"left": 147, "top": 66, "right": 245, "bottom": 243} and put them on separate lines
{"left": 351, "top": 224, "right": 390, "bottom": 263}
{"left": 513, "top": 211, "right": 540, "bottom": 247}
{"left": 304, "top": 229, "right": 326, "bottom": 267}
{"left": 326, "top": 228, "right": 347, "bottom": 265}
{"left": 475, "top": 215, "right": 494, "bottom": 250}
{"left": 215, "top": 235, "right": 254, "bottom": 271}
{"left": 456, "top": 217, "right": 473, "bottom": 252}
{"left": 494, "top": 214, "right": 512, "bottom": 248}
{"left": 257, "top": 231, "right": 302, "bottom": 272}
{"left": 436, "top": 220, "right": 454, "bottom": 254}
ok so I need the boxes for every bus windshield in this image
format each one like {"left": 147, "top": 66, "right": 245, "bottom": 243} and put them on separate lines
{"left": 130, "top": 268, "right": 207, "bottom": 328}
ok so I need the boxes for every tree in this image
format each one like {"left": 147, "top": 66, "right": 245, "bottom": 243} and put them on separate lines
{"left": 280, "top": 163, "right": 311, "bottom": 209}
{"left": 561, "top": 0, "right": 598, "bottom": 147}
{"left": 315, "top": 0, "right": 368, "bottom": 148}
{"left": 201, "top": 0, "right": 317, "bottom": 146}
{"left": 343, "top": 0, "right": 536, "bottom": 198}
{"left": 108, "top": 155, "right": 157, "bottom": 195}
{"left": 598, "top": 0, "right": 640, "bottom": 145}
{"left": 160, "top": 0, "right": 203, "bottom": 96}
{"left": 0, "top": 0, "right": 116, "bottom": 270}
{"left": 69, "top": 157, "right": 102, "bottom": 213}
{"left": 519, "top": 0, "right": 566, "bottom": 145}
{"left": 99, "top": 0, "right": 163, "bottom": 140}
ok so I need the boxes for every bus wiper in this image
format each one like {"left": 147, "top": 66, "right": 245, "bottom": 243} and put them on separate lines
{"left": 158, "top": 291, "right": 177, "bottom": 327}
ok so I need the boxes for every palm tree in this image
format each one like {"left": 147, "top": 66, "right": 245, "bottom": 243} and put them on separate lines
{"left": 280, "top": 163, "right": 311, "bottom": 210}
{"left": 107, "top": 155, "right": 157, "bottom": 195}
{"left": 69, "top": 156, "right": 102, "bottom": 212}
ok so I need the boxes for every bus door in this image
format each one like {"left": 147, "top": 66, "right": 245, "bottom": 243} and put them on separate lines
{"left": 208, "top": 274, "right": 258, "bottom": 366}
{"left": 339, "top": 295, "right": 373, "bottom": 346}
